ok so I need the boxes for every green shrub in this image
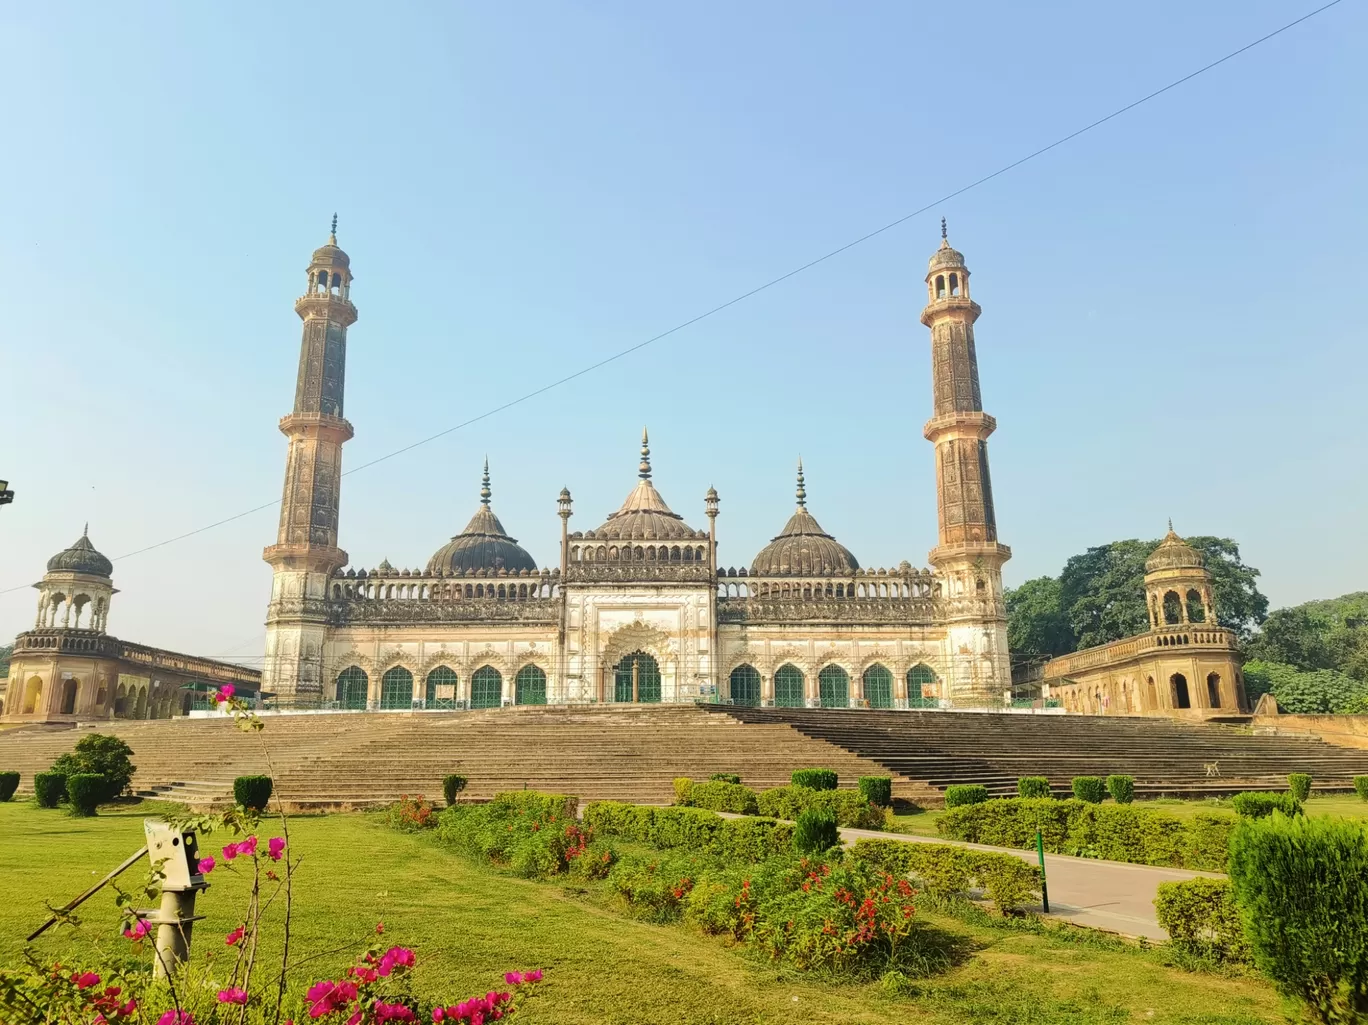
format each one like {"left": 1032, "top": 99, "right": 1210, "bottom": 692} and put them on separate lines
{"left": 1228, "top": 813, "right": 1368, "bottom": 1022}
{"left": 0, "top": 772, "right": 19, "bottom": 802}
{"left": 686, "top": 780, "right": 759, "bottom": 815}
{"left": 1154, "top": 878, "right": 1250, "bottom": 965}
{"left": 386, "top": 795, "right": 438, "bottom": 832}
{"left": 487, "top": 790, "right": 577, "bottom": 822}
{"left": 49, "top": 734, "right": 135, "bottom": 802}
{"left": 791, "top": 768, "right": 838, "bottom": 791}
{"left": 233, "top": 774, "right": 273, "bottom": 811}
{"left": 1105, "top": 775, "right": 1134, "bottom": 805}
{"left": 672, "top": 777, "right": 694, "bottom": 805}
{"left": 1355, "top": 776, "right": 1368, "bottom": 802}
{"left": 34, "top": 771, "right": 67, "bottom": 808}
{"left": 944, "top": 784, "right": 989, "bottom": 808}
{"left": 1071, "top": 776, "right": 1106, "bottom": 804}
{"left": 794, "top": 808, "right": 839, "bottom": 854}
{"left": 857, "top": 776, "right": 892, "bottom": 807}
{"left": 65, "top": 773, "right": 105, "bottom": 816}
{"left": 607, "top": 851, "right": 698, "bottom": 923}
{"left": 708, "top": 773, "right": 741, "bottom": 785}
{"left": 756, "top": 786, "right": 884, "bottom": 829}
{"left": 583, "top": 801, "right": 794, "bottom": 861}
{"left": 1288, "top": 772, "right": 1312, "bottom": 804}
{"left": 442, "top": 774, "right": 469, "bottom": 806}
{"left": 1230, "top": 791, "right": 1302, "bottom": 819}
{"left": 1017, "top": 776, "right": 1051, "bottom": 799}
{"left": 847, "top": 838, "right": 1040, "bottom": 914}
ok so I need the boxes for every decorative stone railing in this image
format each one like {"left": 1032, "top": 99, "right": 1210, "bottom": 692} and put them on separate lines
{"left": 13, "top": 630, "right": 260, "bottom": 684}
{"left": 332, "top": 567, "right": 560, "bottom": 602}
{"left": 717, "top": 566, "right": 939, "bottom": 600}
{"left": 716, "top": 597, "right": 941, "bottom": 626}
{"left": 1042, "top": 625, "right": 1239, "bottom": 678}
{"left": 330, "top": 598, "right": 561, "bottom": 626}
{"left": 563, "top": 563, "right": 714, "bottom": 584}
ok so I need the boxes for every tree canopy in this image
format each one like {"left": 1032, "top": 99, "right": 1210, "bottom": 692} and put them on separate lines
{"left": 0, "top": 643, "right": 10, "bottom": 679}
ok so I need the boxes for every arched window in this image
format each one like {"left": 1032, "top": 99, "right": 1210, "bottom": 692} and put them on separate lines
{"left": 1187, "top": 589, "right": 1207, "bottom": 623}
{"left": 613, "top": 651, "right": 661, "bottom": 703}
{"left": 1163, "top": 591, "right": 1183, "bottom": 625}
{"left": 862, "top": 664, "right": 893, "bottom": 709}
{"left": 380, "top": 666, "right": 413, "bottom": 710}
{"left": 818, "top": 665, "right": 849, "bottom": 708}
{"left": 471, "top": 666, "right": 503, "bottom": 709}
{"left": 1146, "top": 676, "right": 1158, "bottom": 709}
{"left": 95, "top": 684, "right": 107, "bottom": 709}
{"left": 774, "top": 664, "right": 804, "bottom": 708}
{"left": 425, "top": 666, "right": 458, "bottom": 709}
{"left": 336, "top": 666, "right": 368, "bottom": 710}
{"left": 1171, "top": 673, "right": 1191, "bottom": 709}
{"left": 1206, "top": 672, "right": 1221, "bottom": 708}
{"left": 907, "top": 664, "right": 937, "bottom": 708}
{"left": 935, "top": 274, "right": 946, "bottom": 298}
{"left": 949, "top": 272, "right": 960, "bottom": 296}
{"left": 729, "top": 664, "right": 761, "bottom": 707}
{"left": 515, "top": 665, "right": 547, "bottom": 705}
{"left": 60, "top": 678, "right": 78, "bottom": 715}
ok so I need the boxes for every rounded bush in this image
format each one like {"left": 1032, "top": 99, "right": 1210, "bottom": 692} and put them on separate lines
{"left": 1230, "top": 791, "right": 1302, "bottom": 819}
{"left": 791, "top": 768, "right": 838, "bottom": 791}
{"left": 66, "top": 773, "right": 106, "bottom": 817}
{"left": 234, "top": 775, "right": 273, "bottom": 812}
{"left": 1355, "top": 776, "right": 1368, "bottom": 802}
{"left": 0, "top": 772, "right": 19, "bottom": 803}
{"left": 858, "top": 776, "right": 893, "bottom": 807}
{"left": 34, "top": 771, "right": 67, "bottom": 808}
{"left": 708, "top": 773, "right": 741, "bottom": 785}
{"left": 944, "top": 784, "right": 989, "bottom": 809}
{"left": 1105, "top": 775, "right": 1135, "bottom": 805}
{"left": 49, "top": 734, "right": 135, "bottom": 802}
{"left": 1072, "top": 777, "right": 1106, "bottom": 804}
{"left": 1287, "top": 772, "right": 1312, "bottom": 804}
{"left": 1017, "top": 776, "right": 1051, "bottom": 799}
{"left": 794, "top": 807, "right": 840, "bottom": 854}
{"left": 442, "top": 774, "right": 469, "bottom": 807}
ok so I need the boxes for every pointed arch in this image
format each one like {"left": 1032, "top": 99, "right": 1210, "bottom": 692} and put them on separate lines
{"left": 336, "top": 666, "right": 368, "bottom": 710}
{"left": 907, "top": 663, "right": 937, "bottom": 708}
{"left": 515, "top": 664, "right": 547, "bottom": 705}
{"left": 818, "top": 665, "right": 849, "bottom": 708}
{"left": 774, "top": 663, "right": 805, "bottom": 708}
{"left": 425, "top": 665, "right": 458, "bottom": 709}
{"left": 729, "top": 664, "right": 761, "bottom": 707}
{"left": 380, "top": 666, "right": 414, "bottom": 710}
{"left": 862, "top": 664, "right": 893, "bottom": 709}
{"left": 471, "top": 665, "right": 503, "bottom": 709}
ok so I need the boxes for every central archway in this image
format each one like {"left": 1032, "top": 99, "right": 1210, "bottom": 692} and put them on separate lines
{"left": 1171, "top": 673, "right": 1191, "bottom": 709}
{"left": 614, "top": 651, "right": 661, "bottom": 703}
{"left": 471, "top": 666, "right": 504, "bottom": 709}
{"left": 774, "top": 664, "right": 804, "bottom": 708}
{"left": 907, "top": 664, "right": 937, "bottom": 708}
{"left": 425, "top": 666, "right": 458, "bottom": 709}
{"left": 60, "top": 678, "right": 79, "bottom": 715}
{"left": 515, "top": 665, "right": 547, "bottom": 705}
{"left": 818, "top": 665, "right": 849, "bottom": 708}
{"left": 336, "top": 666, "right": 368, "bottom": 710}
{"left": 862, "top": 665, "right": 893, "bottom": 709}
{"left": 380, "top": 667, "right": 413, "bottom": 710}
{"left": 729, "top": 664, "right": 760, "bottom": 707}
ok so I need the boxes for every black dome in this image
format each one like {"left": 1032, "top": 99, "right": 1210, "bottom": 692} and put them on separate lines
{"left": 46, "top": 527, "right": 113, "bottom": 577}
{"left": 424, "top": 463, "right": 537, "bottom": 575}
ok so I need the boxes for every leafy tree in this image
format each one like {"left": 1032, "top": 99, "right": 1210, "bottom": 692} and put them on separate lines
{"left": 0, "top": 643, "right": 10, "bottom": 679}
{"left": 1245, "top": 607, "right": 1336, "bottom": 670}
{"left": 1005, "top": 576, "right": 1073, "bottom": 657}
{"left": 1243, "top": 659, "right": 1368, "bottom": 715}
{"left": 50, "top": 734, "right": 136, "bottom": 802}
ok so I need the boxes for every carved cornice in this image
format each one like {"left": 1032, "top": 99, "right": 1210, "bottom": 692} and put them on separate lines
{"left": 330, "top": 599, "right": 560, "bottom": 626}
{"left": 294, "top": 294, "right": 358, "bottom": 326}
{"left": 564, "top": 564, "right": 714, "bottom": 584}
{"left": 717, "top": 598, "right": 941, "bottom": 626}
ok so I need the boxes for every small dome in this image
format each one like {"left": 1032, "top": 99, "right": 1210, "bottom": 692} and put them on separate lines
{"left": 592, "top": 430, "right": 700, "bottom": 541}
{"left": 928, "top": 237, "right": 966, "bottom": 273}
{"left": 749, "top": 463, "right": 859, "bottom": 577}
{"left": 425, "top": 462, "right": 537, "bottom": 575}
{"left": 1145, "top": 527, "right": 1205, "bottom": 573}
{"left": 310, "top": 216, "right": 350, "bottom": 269}
{"left": 377, "top": 558, "right": 394, "bottom": 574}
{"left": 46, "top": 526, "right": 113, "bottom": 578}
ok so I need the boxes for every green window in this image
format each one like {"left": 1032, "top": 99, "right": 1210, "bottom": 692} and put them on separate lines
{"left": 729, "top": 664, "right": 761, "bottom": 707}
{"left": 425, "top": 666, "right": 458, "bottom": 710}
{"left": 380, "top": 667, "right": 413, "bottom": 710}
{"left": 614, "top": 651, "right": 661, "bottom": 703}
{"left": 471, "top": 666, "right": 503, "bottom": 709}
{"left": 818, "top": 665, "right": 849, "bottom": 708}
{"left": 774, "top": 664, "right": 805, "bottom": 708}
{"left": 907, "top": 664, "right": 937, "bottom": 708}
{"left": 515, "top": 665, "right": 547, "bottom": 705}
{"left": 336, "top": 666, "right": 368, "bottom": 710}
{"left": 862, "top": 664, "right": 893, "bottom": 709}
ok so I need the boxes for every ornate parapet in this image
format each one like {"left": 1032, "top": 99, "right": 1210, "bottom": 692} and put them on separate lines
{"left": 12, "top": 629, "right": 260, "bottom": 686}
{"left": 563, "top": 563, "right": 714, "bottom": 584}
{"left": 14, "top": 629, "right": 121, "bottom": 658}
{"left": 718, "top": 565, "right": 940, "bottom": 600}
{"left": 1042, "top": 624, "right": 1240, "bottom": 679}
{"left": 717, "top": 597, "right": 940, "bottom": 626}
{"left": 330, "top": 598, "right": 560, "bottom": 626}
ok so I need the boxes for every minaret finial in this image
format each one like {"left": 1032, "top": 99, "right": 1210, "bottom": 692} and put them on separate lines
{"left": 481, "top": 457, "right": 491, "bottom": 505}
{"left": 83, "top": 522, "right": 89, "bottom": 538}
{"left": 796, "top": 457, "right": 806, "bottom": 508}
{"left": 1168, "top": 517, "right": 1174, "bottom": 534}
{"left": 329, "top": 213, "right": 338, "bottom": 244}
{"left": 639, "top": 428, "right": 651, "bottom": 480}
{"left": 941, "top": 216, "right": 947, "bottom": 241}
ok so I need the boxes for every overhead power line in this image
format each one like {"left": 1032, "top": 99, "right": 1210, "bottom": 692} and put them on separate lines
{"left": 0, "top": 0, "right": 1344, "bottom": 600}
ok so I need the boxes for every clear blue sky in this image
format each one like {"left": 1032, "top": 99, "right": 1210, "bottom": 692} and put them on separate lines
{"left": 1, "top": 2, "right": 1364, "bottom": 667}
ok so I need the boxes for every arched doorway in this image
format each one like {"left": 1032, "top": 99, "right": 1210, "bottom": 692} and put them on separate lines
{"left": 729, "top": 665, "right": 761, "bottom": 707}
{"left": 614, "top": 651, "right": 661, "bottom": 703}
{"left": 1171, "top": 673, "right": 1191, "bottom": 709}
{"left": 60, "top": 679, "right": 78, "bottom": 715}
{"left": 134, "top": 687, "right": 148, "bottom": 719}
{"left": 22, "top": 677, "right": 43, "bottom": 715}
{"left": 380, "top": 667, "right": 414, "bottom": 710}
{"left": 1146, "top": 676, "right": 1158, "bottom": 709}
{"left": 1206, "top": 672, "right": 1222, "bottom": 708}
{"left": 515, "top": 665, "right": 547, "bottom": 705}
{"left": 471, "top": 666, "right": 503, "bottom": 709}
{"left": 774, "top": 664, "right": 804, "bottom": 708}
{"left": 907, "top": 664, "right": 937, "bottom": 708}
{"left": 862, "top": 665, "right": 893, "bottom": 709}
{"left": 818, "top": 666, "right": 849, "bottom": 708}
{"left": 336, "top": 666, "right": 368, "bottom": 710}
{"left": 425, "top": 666, "right": 458, "bottom": 709}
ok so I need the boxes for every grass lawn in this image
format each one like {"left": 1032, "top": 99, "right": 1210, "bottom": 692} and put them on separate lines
{"left": 0, "top": 800, "right": 1294, "bottom": 1024}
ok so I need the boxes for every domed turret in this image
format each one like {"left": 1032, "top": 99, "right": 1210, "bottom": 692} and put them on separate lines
{"left": 1145, "top": 525, "right": 1205, "bottom": 573}
{"left": 425, "top": 460, "right": 538, "bottom": 575}
{"left": 46, "top": 525, "right": 113, "bottom": 578}
{"left": 750, "top": 461, "right": 859, "bottom": 577}
{"left": 591, "top": 429, "right": 703, "bottom": 542}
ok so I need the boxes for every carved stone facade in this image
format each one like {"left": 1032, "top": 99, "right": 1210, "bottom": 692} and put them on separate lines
{"left": 261, "top": 229, "right": 1014, "bottom": 710}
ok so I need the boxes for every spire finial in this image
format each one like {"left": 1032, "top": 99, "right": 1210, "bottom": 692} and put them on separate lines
{"left": 1168, "top": 517, "right": 1174, "bottom": 534}
{"left": 329, "top": 212, "right": 338, "bottom": 244}
{"left": 638, "top": 427, "right": 651, "bottom": 480}
{"left": 796, "top": 457, "right": 806, "bottom": 508}
{"left": 83, "top": 522, "right": 89, "bottom": 538}
{"left": 941, "top": 216, "right": 947, "bottom": 241}
{"left": 480, "top": 458, "right": 491, "bottom": 505}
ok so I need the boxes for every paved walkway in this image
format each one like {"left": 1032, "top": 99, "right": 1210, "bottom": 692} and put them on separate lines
{"left": 839, "top": 826, "right": 1223, "bottom": 940}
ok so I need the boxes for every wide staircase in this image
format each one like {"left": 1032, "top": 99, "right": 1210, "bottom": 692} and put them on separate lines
{"left": 716, "top": 706, "right": 1368, "bottom": 798}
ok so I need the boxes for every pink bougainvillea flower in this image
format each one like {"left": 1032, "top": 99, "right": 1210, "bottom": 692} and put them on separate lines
{"left": 122, "top": 919, "right": 150, "bottom": 941}
{"left": 237, "top": 835, "right": 259, "bottom": 856}
{"left": 268, "top": 836, "right": 286, "bottom": 861}
{"left": 375, "top": 921, "right": 385, "bottom": 934}
{"left": 197, "top": 856, "right": 216, "bottom": 874}
{"left": 71, "top": 971, "right": 101, "bottom": 989}
{"left": 216, "top": 988, "right": 248, "bottom": 1005}
{"left": 156, "top": 1012, "right": 195, "bottom": 1025}
{"left": 432, "top": 1010, "right": 445, "bottom": 1023}
{"left": 224, "top": 925, "right": 245, "bottom": 946}
{"left": 217, "top": 684, "right": 236, "bottom": 702}
{"left": 222, "top": 842, "right": 239, "bottom": 861}
{"left": 374, "top": 1002, "right": 415, "bottom": 1023}
{"left": 524, "top": 969, "right": 542, "bottom": 983}
{"left": 504, "top": 972, "right": 522, "bottom": 986}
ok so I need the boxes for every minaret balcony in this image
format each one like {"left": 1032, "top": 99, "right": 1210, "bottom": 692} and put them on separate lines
{"left": 919, "top": 296, "right": 981, "bottom": 326}
{"left": 294, "top": 293, "right": 358, "bottom": 325}
{"left": 277, "top": 412, "right": 354, "bottom": 441}
{"left": 922, "top": 410, "right": 996, "bottom": 442}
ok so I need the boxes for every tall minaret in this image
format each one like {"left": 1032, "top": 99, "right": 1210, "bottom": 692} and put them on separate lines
{"left": 921, "top": 221, "right": 1011, "bottom": 706}
{"left": 261, "top": 217, "right": 357, "bottom": 706}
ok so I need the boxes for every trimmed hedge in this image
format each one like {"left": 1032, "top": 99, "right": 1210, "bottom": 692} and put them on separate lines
{"left": 944, "top": 784, "right": 989, "bottom": 809}
{"left": 791, "top": 768, "right": 838, "bottom": 791}
{"left": 0, "top": 772, "right": 19, "bottom": 803}
{"left": 849, "top": 838, "right": 1041, "bottom": 915}
{"left": 1230, "top": 791, "right": 1302, "bottom": 819}
{"left": 583, "top": 801, "right": 795, "bottom": 861}
{"left": 34, "top": 771, "right": 67, "bottom": 808}
{"left": 1017, "top": 777, "right": 1051, "bottom": 800}
{"left": 1071, "top": 776, "right": 1106, "bottom": 804}
{"left": 1154, "top": 877, "right": 1250, "bottom": 965}
{"left": 756, "top": 786, "right": 884, "bottom": 829}
{"left": 938, "top": 797, "right": 1234, "bottom": 872}
{"left": 234, "top": 775, "right": 273, "bottom": 811}
{"left": 683, "top": 780, "right": 759, "bottom": 815}
{"left": 794, "top": 808, "right": 839, "bottom": 854}
{"left": 1105, "top": 775, "right": 1135, "bottom": 805}
{"left": 673, "top": 778, "right": 694, "bottom": 805}
{"left": 857, "top": 776, "right": 892, "bottom": 807}
{"left": 708, "top": 773, "right": 741, "bottom": 785}
{"left": 442, "top": 774, "right": 469, "bottom": 806}
{"left": 1229, "top": 812, "right": 1368, "bottom": 1021}
{"left": 1287, "top": 772, "right": 1312, "bottom": 804}
{"left": 1356, "top": 776, "right": 1368, "bottom": 802}
{"left": 488, "top": 790, "right": 578, "bottom": 821}
{"left": 66, "top": 773, "right": 105, "bottom": 816}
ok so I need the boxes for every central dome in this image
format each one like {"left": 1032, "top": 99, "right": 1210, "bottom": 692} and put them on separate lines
{"left": 590, "top": 430, "right": 703, "bottom": 542}
{"left": 425, "top": 462, "right": 537, "bottom": 575}
{"left": 46, "top": 525, "right": 114, "bottom": 578}
{"left": 750, "top": 463, "right": 859, "bottom": 577}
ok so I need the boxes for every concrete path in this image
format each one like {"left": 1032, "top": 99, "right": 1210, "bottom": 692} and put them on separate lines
{"left": 839, "top": 826, "right": 1223, "bottom": 940}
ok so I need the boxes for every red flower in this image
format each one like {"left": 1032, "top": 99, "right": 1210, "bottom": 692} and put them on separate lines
{"left": 71, "top": 971, "right": 100, "bottom": 990}
{"left": 217, "top": 988, "right": 248, "bottom": 1005}
{"left": 224, "top": 925, "right": 245, "bottom": 946}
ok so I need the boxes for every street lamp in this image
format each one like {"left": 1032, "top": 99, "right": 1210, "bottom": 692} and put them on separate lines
{"left": 0, "top": 480, "right": 12, "bottom": 507}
